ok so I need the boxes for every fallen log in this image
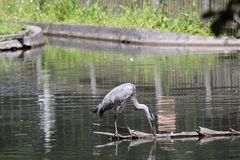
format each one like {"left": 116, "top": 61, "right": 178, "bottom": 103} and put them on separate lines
{"left": 196, "top": 127, "right": 240, "bottom": 137}
{"left": 93, "top": 123, "right": 240, "bottom": 140}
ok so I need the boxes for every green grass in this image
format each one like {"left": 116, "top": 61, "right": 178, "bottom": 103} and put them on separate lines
{"left": 0, "top": 20, "right": 25, "bottom": 35}
{"left": 0, "top": 0, "right": 211, "bottom": 36}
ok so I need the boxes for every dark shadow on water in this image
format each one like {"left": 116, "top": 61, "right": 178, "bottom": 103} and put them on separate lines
{"left": 0, "top": 46, "right": 44, "bottom": 60}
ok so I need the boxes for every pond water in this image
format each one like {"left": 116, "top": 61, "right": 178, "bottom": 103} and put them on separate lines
{"left": 0, "top": 39, "right": 240, "bottom": 160}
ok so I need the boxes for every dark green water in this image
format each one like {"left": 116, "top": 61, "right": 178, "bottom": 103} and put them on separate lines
{"left": 0, "top": 41, "right": 240, "bottom": 160}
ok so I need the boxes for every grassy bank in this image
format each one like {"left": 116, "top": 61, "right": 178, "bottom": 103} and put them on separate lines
{"left": 0, "top": 0, "right": 211, "bottom": 36}
{"left": 0, "top": 20, "right": 25, "bottom": 35}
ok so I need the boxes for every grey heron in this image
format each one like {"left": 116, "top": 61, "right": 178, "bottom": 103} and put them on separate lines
{"left": 92, "top": 83, "right": 156, "bottom": 137}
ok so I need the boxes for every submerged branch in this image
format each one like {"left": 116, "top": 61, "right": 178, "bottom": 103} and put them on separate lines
{"left": 93, "top": 123, "right": 240, "bottom": 140}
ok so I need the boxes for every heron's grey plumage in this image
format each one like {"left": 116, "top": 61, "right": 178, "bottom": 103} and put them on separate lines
{"left": 92, "top": 83, "right": 156, "bottom": 136}
{"left": 93, "top": 83, "right": 135, "bottom": 117}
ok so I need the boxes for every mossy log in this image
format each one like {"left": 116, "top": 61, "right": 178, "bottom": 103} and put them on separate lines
{"left": 93, "top": 123, "right": 240, "bottom": 140}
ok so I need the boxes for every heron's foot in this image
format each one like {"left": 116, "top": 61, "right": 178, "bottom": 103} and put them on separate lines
{"left": 127, "top": 126, "right": 138, "bottom": 138}
{"left": 130, "top": 131, "right": 138, "bottom": 138}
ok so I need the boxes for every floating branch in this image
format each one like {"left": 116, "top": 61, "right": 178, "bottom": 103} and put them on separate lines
{"left": 93, "top": 123, "right": 240, "bottom": 140}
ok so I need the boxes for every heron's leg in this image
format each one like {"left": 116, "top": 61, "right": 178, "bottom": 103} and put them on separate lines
{"left": 114, "top": 114, "right": 118, "bottom": 135}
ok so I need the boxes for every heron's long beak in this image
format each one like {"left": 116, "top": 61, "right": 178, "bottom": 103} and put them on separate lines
{"left": 152, "top": 125, "right": 156, "bottom": 137}
{"left": 148, "top": 118, "right": 156, "bottom": 137}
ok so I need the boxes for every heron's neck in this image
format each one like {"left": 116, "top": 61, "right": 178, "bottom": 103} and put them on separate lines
{"left": 131, "top": 96, "right": 147, "bottom": 111}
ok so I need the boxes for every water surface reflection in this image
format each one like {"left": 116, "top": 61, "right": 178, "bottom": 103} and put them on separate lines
{"left": 0, "top": 43, "right": 240, "bottom": 159}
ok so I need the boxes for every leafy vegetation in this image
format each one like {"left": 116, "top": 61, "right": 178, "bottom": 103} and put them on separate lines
{"left": 0, "top": 19, "right": 25, "bottom": 35}
{"left": 0, "top": 0, "right": 211, "bottom": 35}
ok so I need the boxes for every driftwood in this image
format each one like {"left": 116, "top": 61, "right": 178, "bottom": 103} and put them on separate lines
{"left": 93, "top": 123, "right": 240, "bottom": 140}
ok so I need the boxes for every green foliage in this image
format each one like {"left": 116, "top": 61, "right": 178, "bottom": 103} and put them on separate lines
{"left": 166, "top": 1, "right": 206, "bottom": 34}
{"left": 110, "top": 3, "right": 171, "bottom": 29}
{"left": 0, "top": 20, "right": 25, "bottom": 35}
{"left": 0, "top": 0, "right": 211, "bottom": 35}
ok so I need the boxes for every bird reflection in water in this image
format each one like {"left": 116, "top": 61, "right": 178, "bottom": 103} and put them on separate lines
{"left": 94, "top": 139, "right": 156, "bottom": 160}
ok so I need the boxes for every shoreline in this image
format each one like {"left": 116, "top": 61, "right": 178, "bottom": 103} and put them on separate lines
{"left": 0, "top": 25, "right": 45, "bottom": 52}
{"left": 26, "top": 22, "right": 240, "bottom": 47}
{"left": 1, "top": 22, "right": 240, "bottom": 52}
